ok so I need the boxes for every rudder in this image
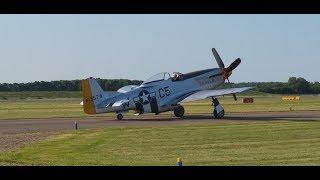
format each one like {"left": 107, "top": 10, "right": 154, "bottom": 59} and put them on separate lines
{"left": 81, "top": 77, "right": 105, "bottom": 114}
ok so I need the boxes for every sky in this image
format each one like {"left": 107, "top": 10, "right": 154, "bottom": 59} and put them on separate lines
{"left": 0, "top": 14, "right": 319, "bottom": 83}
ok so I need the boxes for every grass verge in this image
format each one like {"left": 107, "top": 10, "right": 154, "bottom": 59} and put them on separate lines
{"left": 1, "top": 120, "right": 319, "bottom": 165}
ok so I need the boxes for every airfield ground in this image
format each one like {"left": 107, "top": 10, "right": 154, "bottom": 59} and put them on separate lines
{"left": 0, "top": 94, "right": 319, "bottom": 165}
{"left": 1, "top": 94, "right": 320, "bottom": 120}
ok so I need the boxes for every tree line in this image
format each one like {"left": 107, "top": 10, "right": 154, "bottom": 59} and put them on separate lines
{"left": 221, "top": 77, "right": 320, "bottom": 94}
{"left": 0, "top": 79, "right": 143, "bottom": 92}
{"left": 0, "top": 77, "right": 319, "bottom": 94}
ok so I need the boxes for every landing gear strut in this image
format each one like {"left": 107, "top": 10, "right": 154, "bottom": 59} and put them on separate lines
{"left": 212, "top": 97, "right": 224, "bottom": 119}
{"left": 174, "top": 105, "right": 185, "bottom": 118}
{"left": 116, "top": 113, "right": 123, "bottom": 120}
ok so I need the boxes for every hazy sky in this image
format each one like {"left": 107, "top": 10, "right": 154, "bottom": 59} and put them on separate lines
{"left": 0, "top": 14, "right": 319, "bottom": 83}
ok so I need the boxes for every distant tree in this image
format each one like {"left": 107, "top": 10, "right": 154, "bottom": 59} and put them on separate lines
{"left": 311, "top": 82, "right": 320, "bottom": 94}
{"left": 288, "top": 77, "right": 311, "bottom": 94}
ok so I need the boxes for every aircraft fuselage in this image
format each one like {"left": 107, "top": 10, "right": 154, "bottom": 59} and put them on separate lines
{"left": 95, "top": 68, "right": 225, "bottom": 114}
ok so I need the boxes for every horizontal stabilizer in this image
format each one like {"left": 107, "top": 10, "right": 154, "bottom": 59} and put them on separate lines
{"left": 117, "top": 85, "right": 139, "bottom": 93}
{"left": 112, "top": 99, "right": 130, "bottom": 107}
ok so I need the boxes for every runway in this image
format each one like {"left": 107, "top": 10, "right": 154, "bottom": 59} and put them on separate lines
{"left": 0, "top": 110, "right": 319, "bottom": 152}
{"left": 1, "top": 110, "right": 320, "bottom": 134}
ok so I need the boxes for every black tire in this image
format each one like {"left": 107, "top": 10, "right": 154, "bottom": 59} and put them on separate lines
{"left": 174, "top": 106, "right": 185, "bottom": 118}
{"left": 117, "top": 114, "right": 123, "bottom": 120}
{"left": 213, "top": 109, "right": 224, "bottom": 119}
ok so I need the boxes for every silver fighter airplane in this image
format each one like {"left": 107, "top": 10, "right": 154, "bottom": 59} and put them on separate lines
{"left": 81, "top": 48, "right": 252, "bottom": 120}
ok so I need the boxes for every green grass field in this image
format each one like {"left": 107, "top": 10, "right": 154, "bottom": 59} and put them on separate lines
{"left": 0, "top": 91, "right": 82, "bottom": 100}
{"left": 0, "top": 93, "right": 320, "bottom": 119}
{"left": 1, "top": 120, "right": 320, "bottom": 165}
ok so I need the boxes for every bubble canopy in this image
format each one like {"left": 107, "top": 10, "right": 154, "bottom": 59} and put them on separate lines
{"left": 142, "top": 72, "right": 171, "bottom": 84}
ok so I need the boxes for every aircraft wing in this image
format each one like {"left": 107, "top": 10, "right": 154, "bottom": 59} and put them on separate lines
{"left": 180, "top": 87, "right": 253, "bottom": 103}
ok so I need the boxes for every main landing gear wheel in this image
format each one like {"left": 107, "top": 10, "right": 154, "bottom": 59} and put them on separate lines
{"left": 174, "top": 106, "right": 185, "bottom": 118}
{"left": 117, "top": 113, "right": 123, "bottom": 120}
{"left": 212, "top": 97, "right": 225, "bottom": 119}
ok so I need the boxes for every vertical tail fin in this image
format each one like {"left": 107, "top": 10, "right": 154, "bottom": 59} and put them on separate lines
{"left": 81, "top": 77, "right": 105, "bottom": 114}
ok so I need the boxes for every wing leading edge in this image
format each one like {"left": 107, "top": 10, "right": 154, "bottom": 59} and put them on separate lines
{"left": 180, "top": 87, "right": 253, "bottom": 103}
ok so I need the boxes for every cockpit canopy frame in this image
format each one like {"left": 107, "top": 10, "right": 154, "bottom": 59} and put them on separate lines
{"left": 142, "top": 71, "right": 185, "bottom": 85}
{"left": 142, "top": 72, "right": 171, "bottom": 85}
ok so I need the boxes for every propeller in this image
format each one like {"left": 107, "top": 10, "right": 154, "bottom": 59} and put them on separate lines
{"left": 211, "top": 48, "right": 241, "bottom": 101}
{"left": 212, "top": 48, "right": 225, "bottom": 69}
{"left": 226, "top": 58, "right": 241, "bottom": 72}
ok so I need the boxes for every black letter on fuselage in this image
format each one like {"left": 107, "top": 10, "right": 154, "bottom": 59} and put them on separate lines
{"left": 159, "top": 86, "right": 171, "bottom": 98}
{"left": 159, "top": 88, "right": 165, "bottom": 98}
{"left": 164, "top": 86, "right": 171, "bottom": 96}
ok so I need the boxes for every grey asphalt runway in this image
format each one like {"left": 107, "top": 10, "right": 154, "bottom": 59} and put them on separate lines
{"left": 0, "top": 111, "right": 319, "bottom": 152}
{"left": 1, "top": 111, "right": 319, "bottom": 134}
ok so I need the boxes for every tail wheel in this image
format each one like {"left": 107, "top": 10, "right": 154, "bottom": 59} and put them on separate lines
{"left": 213, "top": 109, "right": 224, "bottom": 119}
{"left": 117, "top": 113, "right": 123, "bottom": 120}
{"left": 174, "top": 106, "right": 185, "bottom": 118}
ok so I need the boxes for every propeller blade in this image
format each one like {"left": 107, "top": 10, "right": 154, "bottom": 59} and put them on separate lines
{"left": 226, "top": 58, "right": 241, "bottom": 72}
{"left": 212, "top": 48, "right": 225, "bottom": 69}
{"left": 232, "top": 93, "right": 237, "bottom": 101}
